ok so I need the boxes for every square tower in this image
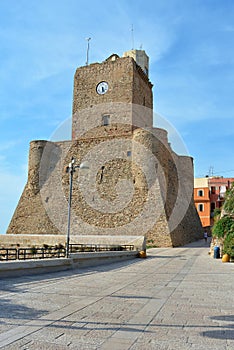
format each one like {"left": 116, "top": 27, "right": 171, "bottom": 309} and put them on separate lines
{"left": 72, "top": 52, "right": 153, "bottom": 139}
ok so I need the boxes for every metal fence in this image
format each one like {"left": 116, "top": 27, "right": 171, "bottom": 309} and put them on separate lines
{"left": 69, "top": 244, "right": 134, "bottom": 253}
{"left": 0, "top": 248, "right": 17, "bottom": 261}
{"left": 17, "top": 247, "right": 66, "bottom": 260}
{"left": 0, "top": 247, "right": 66, "bottom": 261}
{"left": 0, "top": 244, "right": 135, "bottom": 262}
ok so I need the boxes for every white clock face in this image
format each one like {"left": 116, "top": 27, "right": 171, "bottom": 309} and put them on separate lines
{"left": 96, "top": 81, "right": 108, "bottom": 95}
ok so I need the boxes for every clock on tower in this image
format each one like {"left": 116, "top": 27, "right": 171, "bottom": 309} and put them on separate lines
{"left": 72, "top": 50, "right": 153, "bottom": 140}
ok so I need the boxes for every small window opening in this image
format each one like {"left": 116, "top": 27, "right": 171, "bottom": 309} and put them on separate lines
{"left": 102, "top": 115, "right": 110, "bottom": 126}
{"left": 198, "top": 204, "right": 204, "bottom": 212}
{"left": 211, "top": 202, "right": 216, "bottom": 212}
{"left": 198, "top": 190, "right": 204, "bottom": 197}
{"left": 211, "top": 186, "right": 216, "bottom": 194}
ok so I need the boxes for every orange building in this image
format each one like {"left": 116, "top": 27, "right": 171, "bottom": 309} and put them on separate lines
{"left": 209, "top": 177, "right": 234, "bottom": 224}
{"left": 194, "top": 178, "right": 210, "bottom": 227}
{"left": 194, "top": 177, "right": 234, "bottom": 228}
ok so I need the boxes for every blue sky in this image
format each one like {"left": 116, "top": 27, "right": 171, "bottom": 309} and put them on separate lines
{"left": 0, "top": 0, "right": 234, "bottom": 233}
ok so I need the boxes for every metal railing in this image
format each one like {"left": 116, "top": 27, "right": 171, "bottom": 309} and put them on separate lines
{"left": 69, "top": 244, "right": 134, "bottom": 253}
{"left": 0, "top": 247, "right": 66, "bottom": 261}
{"left": 17, "top": 247, "right": 66, "bottom": 260}
{"left": 0, "top": 244, "right": 134, "bottom": 262}
{"left": 0, "top": 248, "right": 17, "bottom": 261}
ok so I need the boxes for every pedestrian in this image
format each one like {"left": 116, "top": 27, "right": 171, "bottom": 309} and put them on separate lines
{"left": 204, "top": 230, "right": 208, "bottom": 243}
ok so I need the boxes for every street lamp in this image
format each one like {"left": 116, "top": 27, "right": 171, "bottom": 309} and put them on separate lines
{"left": 65, "top": 157, "right": 89, "bottom": 258}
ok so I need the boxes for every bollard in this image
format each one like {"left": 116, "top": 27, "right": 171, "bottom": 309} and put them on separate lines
{"left": 213, "top": 246, "right": 220, "bottom": 259}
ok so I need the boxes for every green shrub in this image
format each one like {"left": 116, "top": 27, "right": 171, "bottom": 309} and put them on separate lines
{"left": 224, "top": 195, "right": 234, "bottom": 214}
{"left": 224, "top": 183, "right": 234, "bottom": 214}
{"left": 213, "top": 208, "right": 221, "bottom": 217}
{"left": 30, "top": 246, "right": 37, "bottom": 255}
{"left": 223, "top": 231, "right": 234, "bottom": 257}
{"left": 212, "top": 216, "right": 234, "bottom": 239}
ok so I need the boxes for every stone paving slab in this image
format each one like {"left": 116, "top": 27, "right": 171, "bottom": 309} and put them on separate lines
{"left": 0, "top": 239, "right": 234, "bottom": 349}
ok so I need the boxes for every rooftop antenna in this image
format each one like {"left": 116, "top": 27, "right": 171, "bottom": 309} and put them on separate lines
{"left": 208, "top": 166, "right": 214, "bottom": 177}
{"left": 85, "top": 37, "right": 91, "bottom": 65}
{"left": 131, "top": 24, "right": 134, "bottom": 50}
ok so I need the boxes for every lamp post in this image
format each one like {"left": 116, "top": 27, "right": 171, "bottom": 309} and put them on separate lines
{"left": 66, "top": 157, "right": 89, "bottom": 258}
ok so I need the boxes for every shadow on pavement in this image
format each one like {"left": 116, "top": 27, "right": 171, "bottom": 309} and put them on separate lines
{"left": 202, "top": 328, "right": 234, "bottom": 340}
{"left": 0, "top": 298, "right": 47, "bottom": 324}
{"left": 211, "top": 315, "right": 234, "bottom": 322}
{"left": 0, "top": 256, "right": 144, "bottom": 292}
{"left": 201, "top": 315, "right": 234, "bottom": 340}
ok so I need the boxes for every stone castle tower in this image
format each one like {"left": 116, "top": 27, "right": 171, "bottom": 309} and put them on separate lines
{"left": 7, "top": 50, "right": 203, "bottom": 247}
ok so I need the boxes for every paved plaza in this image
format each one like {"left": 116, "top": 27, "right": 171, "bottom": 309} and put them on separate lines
{"left": 0, "top": 239, "right": 233, "bottom": 349}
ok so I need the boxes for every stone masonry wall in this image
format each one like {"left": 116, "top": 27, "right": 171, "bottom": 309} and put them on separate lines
{"left": 7, "top": 126, "right": 203, "bottom": 247}
{"left": 72, "top": 56, "right": 153, "bottom": 140}
{"left": 6, "top": 53, "right": 203, "bottom": 247}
